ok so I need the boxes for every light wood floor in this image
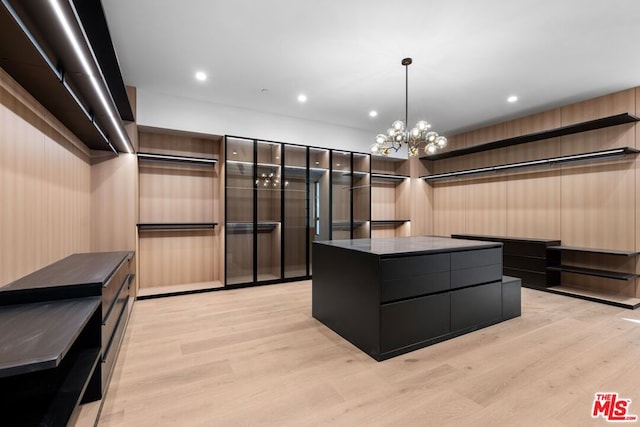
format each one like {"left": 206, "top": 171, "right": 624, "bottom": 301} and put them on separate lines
{"left": 98, "top": 281, "right": 640, "bottom": 426}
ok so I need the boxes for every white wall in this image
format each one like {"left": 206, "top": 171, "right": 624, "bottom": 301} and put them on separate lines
{"left": 136, "top": 89, "right": 376, "bottom": 152}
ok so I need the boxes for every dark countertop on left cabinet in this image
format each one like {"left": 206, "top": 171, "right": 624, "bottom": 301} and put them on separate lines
{"left": 0, "top": 251, "right": 135, "bottom": 427}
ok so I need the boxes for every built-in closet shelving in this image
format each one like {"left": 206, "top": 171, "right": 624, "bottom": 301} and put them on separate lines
{"left": 137, "top": 128, "right": 222, "bottom": 297}
{"left": 419, "top": 112, "right": 640, "bottom": 182}
{"left": 421, "top": 147, "right": 639, "bottom": 181}
{"left": 434, "top": 103, "right": 640, "bottom": 308}
{"left": 545, "top": 246, "right": 640, "bottom": 309}
{"left": 420, "top": 113, "right": 640, "bottom": 161}
{"left": 370, "top": 156, "right": 410, "bottom": 238}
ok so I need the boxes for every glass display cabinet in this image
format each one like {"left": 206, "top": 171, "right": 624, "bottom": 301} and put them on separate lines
{"left": 225, "top": 136, "right": 369, "bottom": 287}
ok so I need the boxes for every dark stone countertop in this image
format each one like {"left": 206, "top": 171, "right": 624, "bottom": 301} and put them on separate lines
{"left": 314, "top": 236, "right": 501, "bottom": 256}
{"left": 0, "top": 297, "right": 101, "bottom": 378}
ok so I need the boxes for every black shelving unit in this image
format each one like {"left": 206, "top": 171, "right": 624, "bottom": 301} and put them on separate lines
{"left": 137, "top": 223, "right": 217, "bottom": 231}
{"left": 421, "top": 113, "right": 640, "bottom": 161}
{"left": 371, "top": 173, "right": 410, "bottom": 182}
{"left": 545, "top": 245, "right": 640, "bottom": 309}
{"left": 422, "top": 147, "right": 639, "bottom": 182}
{"left": 547, "top": 265, "right": 638, "bottom": 281}
{"left": 547, "top": 246, "right": 640, "bottom": 256}
{"left": 226, "top": 222, "right": 280, "bottom": 232}
{"left": 137, "top": 152, "right": 217, "bottom": 166}
{"left": 371, "top": 220, "right": 410, "bottom": 226}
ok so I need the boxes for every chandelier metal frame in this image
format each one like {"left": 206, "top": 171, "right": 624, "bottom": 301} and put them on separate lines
{"left": 371, "top": 58, "right": 447, "bottom": 157}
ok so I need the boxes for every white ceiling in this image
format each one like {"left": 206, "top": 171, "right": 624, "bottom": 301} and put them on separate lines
{"left": 102, "top": 0, "right": 640, "bottom": 137}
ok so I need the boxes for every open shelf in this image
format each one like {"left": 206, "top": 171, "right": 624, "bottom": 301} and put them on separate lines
{"left": 371, "top": 173, "right": 410, "bottom": 182}
{"left": 226, "top": 222, "right": 280, "bottom": 232}
{"left": 421, "top": 113, "right": 640, "bottom": 160}
{"left": 137, "top": 223, "right": 217, "bottom": 231}
{"left": 371, "top": 220, "right": 410, "bottom": 226}
{"left": 422, "top": 147, "right": 639, "bottom": 182}
{"left": 547, "top": 265, "right": 639, "bottom": 281}
{"left": 547, "top": 246, "right": 640, "bottom": 256}
{"left": 534, "top": 285, "right": 640, "bottom": 310}
{"left": 137, "top": 152, "right": 217, "bottom": 166}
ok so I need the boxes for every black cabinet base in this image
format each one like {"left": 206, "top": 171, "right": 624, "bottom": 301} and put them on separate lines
{"left": 313, "top": 238, "right": 522, "bottom": 362}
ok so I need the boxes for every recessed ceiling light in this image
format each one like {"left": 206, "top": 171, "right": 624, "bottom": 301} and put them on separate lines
{"left": 315, "top": 161, "right": 319, "bottom": 165}
{"left": 297, "top": 94, "right": 307, "bottom": 103}
{"left": 336, "top": 163, "right": 341, "bottom": 167}
{"left": 195, "top": 71, "right": 207, "bottom": 82}
{"left": 369, "top": 110, "right": 378, "bottom": 118}
{"left": 507, "top": 95, "right": 518, "bottom": 103}
{"left": 232, "top": 151, "right": 237, "bottom": 155}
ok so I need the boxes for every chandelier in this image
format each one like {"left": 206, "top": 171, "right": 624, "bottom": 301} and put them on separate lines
{"left": 371, "top": 58, "right": 447, "bottom": 157}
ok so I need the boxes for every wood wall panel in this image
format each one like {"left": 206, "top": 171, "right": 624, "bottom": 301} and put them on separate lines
{"left": 560, "top": 88, "right": 635, "bottom": 126}
{"left": 139, "top": 165, "right": 215, "bottom": 223}
{"left": 506, "top": 171, "right": 561, "bottom": 239}
{"left": 139, "top": 231, "right": 215, "bottom": 288}
{"left": 464, "top": 178, "right": 507, "bottom": 236}
{"left": 560, "top": 163, "right": 635, "bottom": 250}
{"left": 371, "top": 182, "right": 396, "bottom": 220}
{"left": 433, "top": 183, "right": 465, "bottom": 237}
{"left": 0, "top": 68, "right": 91, "bottom": 286}
{"left": 505, "top": 113, "right": 562, "bottom": 238}
{"left": 91, "top": 153, "right": 137, "bottom": 252}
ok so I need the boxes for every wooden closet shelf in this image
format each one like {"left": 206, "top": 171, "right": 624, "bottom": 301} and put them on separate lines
{"left": 137, "top": 223, "right": 217, "bottom": 231}
{"left": 535, "top": 285, "right": 640, "bottom": 310}
{"left": 227, "top": 222, "right": 280, "bottom": 232}
{"left": 371, "top": 220, "right": 410, "bottom": 226}
{"left": 422, "top": 147, "right": 639, "bottom": 182}
{"left": 137, "top": 152, "right": 217, "bottom": 166}
{"left": 371, "top": 173, "right": 410, "bottom": 182}
{"left": 421, "top": 112, "right": 640, "bottom": 160}
{"left": 547, "top": 246, "right": 640, "bottom": 256}
{"left": 547, "top": 265, "right": 639, "bottom": 281}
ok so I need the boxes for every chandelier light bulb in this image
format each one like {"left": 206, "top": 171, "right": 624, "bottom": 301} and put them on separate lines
{"left": 436, "top": 136, "right": 448, "bottom": 148}
{"left": 425, "top": 131, "right": 437, "bottom": 142}
{"left": 425, "top": 143, "right": 437, "bottom": 154}
{"left": 416, "top": 121, "right": 430, "bottom": 131}
{"left": 376, "top": 134, "right": 387, "bottom": 144}
{"left": 392, "top": 120, "right": 405, "bottom": 131}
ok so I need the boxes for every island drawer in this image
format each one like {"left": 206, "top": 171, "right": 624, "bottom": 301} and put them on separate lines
{"left": 381, "top": 293, "right": 450, "bottom": 353}
{"left": 451, "top": 281, "right": 502, "bottom": 332}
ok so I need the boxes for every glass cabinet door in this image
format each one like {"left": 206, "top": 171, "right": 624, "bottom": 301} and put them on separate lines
{"left": 225, "top": 137, "right": 255, "bottom": 285}
{"left": 283, "top": 144, "right": 308, "bottom": 278}
{"left": 309, "top": 148, "right": 330, "bottom": 274}
{"left": 331, "top": 151, "right": 352, "bottom": 240}
{"left": 352, "top": 153, "right": 371, "bottom": 239}
{"left": 256, "top": 141, "right": 282, "bottom": 282}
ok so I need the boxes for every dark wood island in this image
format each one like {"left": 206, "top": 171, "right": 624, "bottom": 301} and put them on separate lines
{"left": 312, "top": 236, "right": 521, "bottom": 361}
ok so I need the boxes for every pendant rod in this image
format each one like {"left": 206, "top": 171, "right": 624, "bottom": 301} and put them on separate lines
{"left": 402, "top": 57, "right": 412, "bottom": 137}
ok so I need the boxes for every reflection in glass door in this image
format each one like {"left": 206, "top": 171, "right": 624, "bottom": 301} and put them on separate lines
{"left": 225, "top": 137, "right": 255, "bottom": 285}
{"left": 352, "top": 153, "right": 371, "bottom": 239}
{"left": 331, "top": 151, "right": 352, "bottom": 240}
{"left": 283, "top": 144, "right": 308, "bottom": 278}
{"left": 256, "top": 141, "right": 282, "bottom": 282}
{"left": 309, "top": 148, "right": 329, "bottom": 274}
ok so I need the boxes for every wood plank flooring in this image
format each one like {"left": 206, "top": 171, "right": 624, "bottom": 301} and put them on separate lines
{"left": 98, "top": 281, "right": 640, "bottom": 426}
